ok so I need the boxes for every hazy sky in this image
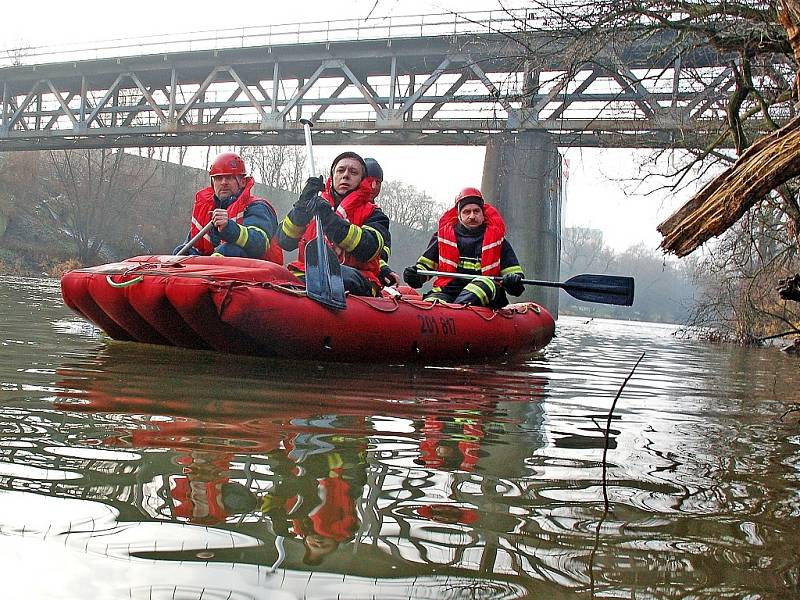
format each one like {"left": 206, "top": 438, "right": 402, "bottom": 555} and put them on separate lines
{"left": 1, "top": 0, "right": 695, "bottom": 252}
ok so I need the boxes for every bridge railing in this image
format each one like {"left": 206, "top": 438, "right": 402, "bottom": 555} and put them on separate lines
{"left": 0, "top": 9, "right": 534, "bottom": 67}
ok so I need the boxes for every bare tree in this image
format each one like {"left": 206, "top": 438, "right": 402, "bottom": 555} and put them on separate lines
{"left": 238, "top": 145, "right": 306, "bottom": 193}
{"left": 118, "top": 149, "right": 203, "bottom": 256}
{"left": 40, "top": 149, "right": 159, "bottom": 263}
{"left": 0, "top": 152, "right": 38, "bottom": 223}
{"left": 561, "top": 226, "right": 615, "bottom": 275}
{"left": 377, "top": 180, "right": 443, "bottom": 232}
{"left": 685, "top": 202, "right": 800, "bottom": 343}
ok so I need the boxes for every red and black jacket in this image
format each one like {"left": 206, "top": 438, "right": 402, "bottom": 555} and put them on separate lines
{"left": 188, "top": 177, "right": 283, "bottom": 263}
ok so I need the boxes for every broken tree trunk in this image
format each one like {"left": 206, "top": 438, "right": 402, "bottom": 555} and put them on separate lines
{"left": 779, "top": 0, "right": 800, "bottom": 99}
{"left": 658, "top": 0, "right": 800, "bottom": 257}
{"left": 657, "top": 114, "right": 800, "bottom": 256}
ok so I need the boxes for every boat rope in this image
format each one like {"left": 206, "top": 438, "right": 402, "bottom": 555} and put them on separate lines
{"left": 472, "top": 306, "right": 501, "bottom": 321}
{"left": 254, "top": 280, "right": 314, "bottom": 298}
{"left": 509, "top": 302, "right": 541, "bottom": 315}
{"left": 346, "top": 293, "right": 401, "bottom": 313}
{"left": 401, "top": 296, "right": 504, "bottom": 321}
{"left": 105, "top": 274, "right": 144, "bottom": 288}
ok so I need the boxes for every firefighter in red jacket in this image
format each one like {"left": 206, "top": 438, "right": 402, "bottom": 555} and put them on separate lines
{"left": 403, "top": 187, "right": 525, "bottom": 307}
{"left": 276, "top": 151, "right": 390, "bottom": 296}
{"left": 176, "top": 151, "right": 283, "bottom": 263}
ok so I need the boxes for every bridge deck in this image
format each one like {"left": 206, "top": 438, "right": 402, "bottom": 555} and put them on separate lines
{"left": 0, "top": 10, "right": 781, "bottom": 150}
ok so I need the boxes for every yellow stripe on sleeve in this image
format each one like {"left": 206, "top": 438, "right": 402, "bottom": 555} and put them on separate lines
{"left": 500, "top": 265, "right": 524, "bottom": 275}
{"left": 339, "top": 224, "right": 363, "bottom": 252}
{"left": 418, "top": 256, "right": 437, "bottom": 269}
{"left": 362, "top": 226, "right": 384, "bottom": 260}
{"left": 281, "top": 217, "right": 305, "bottom": 239}
{"left": 234, "top": 223, "right": 249, "bottom": 247}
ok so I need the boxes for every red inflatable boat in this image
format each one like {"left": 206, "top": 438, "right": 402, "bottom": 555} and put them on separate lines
{"left": 60, "top": 255, "right": 555, "bottom": 362}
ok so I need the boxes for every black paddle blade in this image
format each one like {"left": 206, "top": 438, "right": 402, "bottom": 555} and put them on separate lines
{"left": 304, "top": 223, "right": 346, "bottom": 310}
{"left": 562, "top": 274, "right": 635, "bottom": 306}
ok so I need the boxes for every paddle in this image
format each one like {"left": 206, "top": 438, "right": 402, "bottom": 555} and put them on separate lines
{"left": 416, "top": 269, "right": 635, "bottom": 306}
{"left": 176, "top": 221, "right": 214, "bottom": 256}
{"left": 300, "top": 119, "right": 347, "bottom": 310}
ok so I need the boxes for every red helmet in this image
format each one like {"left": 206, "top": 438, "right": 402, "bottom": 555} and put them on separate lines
{"left": 454, "top": 187, "right": 484, "bottom": 206}
{"left": 209, "top": 152, "right": 246, "bottom": 177}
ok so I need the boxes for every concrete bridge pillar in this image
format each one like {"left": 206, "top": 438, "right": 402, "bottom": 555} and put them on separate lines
{"left": 482, "top": 131, "right": 562, "bottom": 316}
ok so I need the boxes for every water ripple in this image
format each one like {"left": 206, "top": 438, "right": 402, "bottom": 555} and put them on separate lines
{"left": 1, "top": 278, "right": 800, "bottom": 599}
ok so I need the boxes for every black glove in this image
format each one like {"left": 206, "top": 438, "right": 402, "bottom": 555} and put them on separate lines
{"left": 502, "top": 272, "right": 525, "bottom": 296}
{"left": 307, "top": 195, "right": 336, "bottom": 225}
{"left": 294, "top": 176, "right": 325, "bottom": 212}
{"left": 403, "top": 265, "right": 425, "bottom": 289}
{"left": 379, "top": 265, "right": 400, "bottom": 286}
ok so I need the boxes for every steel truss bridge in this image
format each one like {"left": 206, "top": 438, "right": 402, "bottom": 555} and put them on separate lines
{"left": 0, "top": 9, "right": 771, "bottom": 151}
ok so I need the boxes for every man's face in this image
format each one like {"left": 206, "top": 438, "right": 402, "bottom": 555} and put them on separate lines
{"left": 332, "top": 158, "right": 364, "bottom": 195}
{"left": 458, "top": 203, "right": 485, "bottom": 229}
{"left": 212, "top": 174, "right": 244, "bottom": 199}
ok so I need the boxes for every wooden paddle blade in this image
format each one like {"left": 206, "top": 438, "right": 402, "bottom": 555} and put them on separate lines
{"left": 304, "top": 222, "right": 346, "bottom": 310}
{"left": 561, "top": 274, "right": 635, "bottom": 306}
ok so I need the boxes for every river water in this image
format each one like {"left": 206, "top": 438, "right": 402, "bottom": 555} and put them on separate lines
{"left": 1, "top": 275, "right": 799, "bottom": 599}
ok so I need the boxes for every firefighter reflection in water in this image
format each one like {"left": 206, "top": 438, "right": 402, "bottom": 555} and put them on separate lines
{"left": 170, "top": 451, "right": 259, "bottom": 525}
{"left": 263, "top": 431, "right": 368, "bottom": 565}
{"left": 414, "top": 411, "right": 486, "bottom": 526}
{"left": 169, "top": 431, "right": 367, "bottom": 566}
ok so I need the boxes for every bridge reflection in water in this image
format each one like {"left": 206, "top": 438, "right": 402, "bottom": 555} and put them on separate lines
{"left": 0, "top": 343, "right": 566, "bottom": 599}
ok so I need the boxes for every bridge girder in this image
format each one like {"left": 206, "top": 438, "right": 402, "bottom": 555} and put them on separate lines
{"left": 0, "top": 29, "right": 787, "bottom": 151}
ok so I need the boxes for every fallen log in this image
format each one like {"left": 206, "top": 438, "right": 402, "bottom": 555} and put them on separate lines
{"left": 658, "top": 114, "right": 800, "bottom": 257}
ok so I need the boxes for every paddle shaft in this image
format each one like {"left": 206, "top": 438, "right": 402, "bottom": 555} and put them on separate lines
{"left": 301, "top": 119, "right": 328, "bottom": 279}
{"left": 300, "top": 119, "right": 316, "bottom": 180}
{"left": 300, "top": 118, "right": 325, "bottom": 252}
{"left": 299, "top": 119, "right": 347, "bottom": 309}
{"left": 176, "top": 221, "right": 214, "bottom": 256}
{"left": 418, "top": 269, "right": 559, "bottom": 287}
{"left": 416, "top": 269, "right": 634, "bottom": 305}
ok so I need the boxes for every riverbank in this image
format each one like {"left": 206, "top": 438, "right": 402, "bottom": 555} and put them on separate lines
{"left": 0, "top": 210, "right": 80, "bottom": 277}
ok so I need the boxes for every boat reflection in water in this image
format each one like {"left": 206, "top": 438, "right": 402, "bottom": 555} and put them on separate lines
{"left": 30, "top": 342, "right": 555, "bottom": 598}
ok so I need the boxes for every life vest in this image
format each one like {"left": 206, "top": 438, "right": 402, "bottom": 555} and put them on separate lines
{"left": 190, "top": 176, "right": 283, "bottom": 264}
{"left": 289, "top": 177, "right": 381, "bottom": 287}
{"left": 306, "top": 471, "right": 358, "bottom": 542}
{"left": 283, "top": 453, "right": 359, "bottom": 543}
{"left": 418, "top": 415, "right": 484, "bottom": 472}
{"left": 170, "top": 452, "right": 233, "bottom": 525}
{"left": 416, "top": 504, "right": 479, "bottom": 525}
{"left": 433, "top": 202, "right": 506, "bottom": 289}
{"left": 171, "top": 476, "right": 228, "bottom": 524}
